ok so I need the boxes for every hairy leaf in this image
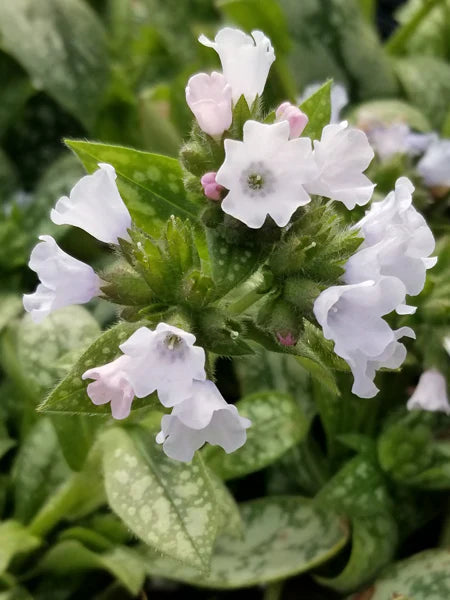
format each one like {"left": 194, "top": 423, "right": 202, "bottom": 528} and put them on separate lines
{"left": 143, "top": 496, "right": 349, "bottom": 588}
{"left": 102, "top": 426, "right": 218, "bottom": 570}
{"left": 300, "top": 80, "right": 332, "bottom": 140}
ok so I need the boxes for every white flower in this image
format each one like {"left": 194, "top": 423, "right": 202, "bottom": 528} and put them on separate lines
{"left": 417, "top": 138, "right": 450, "bottom": 188}
{"left": 156, "top": 380, "right": 251, "bottom": 462}
{"left": 199, "top": 28, "right": 275, "bottom": 105}
{"left": 367, "top": 123, "right": 434, "bottom": 161}
{"left": 345, "top": 177, "right": 436, "bottom": 298}
{"left": 23, "top": 235, "right": 100, "bottom": 323}
{"left": 82, "top": 355, "right": 135, "bottom": 420}
{"left": 119, "top": 323, "right": 206, "bottom": 407}
{"left": 216, "top": 120, "right": 317, "bottom": 228}
{"left": 305, "top": 121, "right": 375, "bottom": 209}
{"left": 186, "top": 72, "right": 232, "bottom": 137}
{"left": 300, "top": 82, "right": 348, "bottom": 124}
{"left": 407, "top": 369, "right": 450, "bottom": 415}
{"left": 313, "top": 277, "right": 415, "bottom": 398}
{"left": 51, "top": 163, "right": 132, "bottom": 244}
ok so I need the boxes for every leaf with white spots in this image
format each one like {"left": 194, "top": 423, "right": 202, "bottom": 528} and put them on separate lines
{"left": 205, "top": 392, "right": 309, "bottom": 480}
{"left": 142, "top": 496, "right": 349, "bottom": 588}
{"left": 349, "top": 550, "right": 450, "bottom": 600}
{"left": 13, "top": 306, "right": 100, "bottom": 401}
{"left": 205, "top": 228, "right": 271, "bottom": 296}
{"left": 36, "top": 540, "right": 145, "bottom": 596}
{"left": 315, "top": 454, "right": 397, "bottom": 593}
{"left": 66, "top": 140, "right": 201, "bottom": 234}
{"left": 0, "top": 521, "right": 41, "bottom": 575}
{"left": 13, "top": 418, "right": 70, "bottom": 524}
{"left": 38, "top": 320, "right": 159, "bottom": 415}
{"left": 102, "top": 426, "right": 219, "bottom": 571}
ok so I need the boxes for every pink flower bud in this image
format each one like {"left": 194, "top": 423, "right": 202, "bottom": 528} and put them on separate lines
{"left": 276, "top": 331, "right": 297, "bottom": 346}
{"left": 201, "top": 172, "right": 224, "bottom": 201}
{"left": 275, "top": 102, "right": 308, "bottom": 138}
{"left": 186, "top": 72, "right": 232, "bottom": 137}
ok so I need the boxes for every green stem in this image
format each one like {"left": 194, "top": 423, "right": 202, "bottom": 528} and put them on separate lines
{"left": 385, "top": 0, "right": 444, "bottom": 55}
{"left": 264, "top": 580, "right": 284, "bottom": 600}
{"left": 228, "top": 288, "right": 264, "bottom": 315}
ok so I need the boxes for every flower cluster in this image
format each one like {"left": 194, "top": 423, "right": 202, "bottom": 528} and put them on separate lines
{"left": 186, "top": 28, "right": 375, "bottom": 228}
{"left": 83, "top": 323, "right": 250, "bottom": 462}
{"left": 314, "top": 177, "right": 436, "bottom": 398}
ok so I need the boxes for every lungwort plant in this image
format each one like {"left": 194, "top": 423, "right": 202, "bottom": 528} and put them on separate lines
{"left": 1, "top": 21, "right": 450, "bottom": 600}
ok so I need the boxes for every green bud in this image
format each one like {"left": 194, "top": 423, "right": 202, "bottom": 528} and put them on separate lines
{"left": 283, "top": 277, "right": 322, "bottom": 313}
{"left": 194, "top": 307, "right": 253, "bottom": 356}
{"left": 100, "top": 262, "right": 153, "bottom": 306}
{"left": 179, "top": 141, "right": 213, "bottom": 176}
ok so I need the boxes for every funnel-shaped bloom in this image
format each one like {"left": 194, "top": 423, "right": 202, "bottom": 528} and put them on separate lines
{"left": 407, "top": 369, "right": 450, "bottom": 415}
{"left": 156, "top": 380, "right": 251, "bottom": 462}
{"left": 199, "top": 28, "right": 275, "bottom": 105}
{"left": 23, "top": 235, "right": 100, "bottom": 323}
{"left": 51, "top": 163, "right": 131, "bottom": 244}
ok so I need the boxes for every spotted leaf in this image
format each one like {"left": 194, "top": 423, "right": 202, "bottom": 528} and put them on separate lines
{"left": 205, "top": 392, "right": 309, "bottom": 480}
{"left": 349, "top": 550, "right": 450, "bottom": 600}
{"left": 143, "top": 496, "right": 349, "bottom": 588}
{"left": 102, "top": 426, "right": 219, "bottom": 571}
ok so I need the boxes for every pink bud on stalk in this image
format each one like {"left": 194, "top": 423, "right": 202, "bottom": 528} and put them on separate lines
{"left": 275, "top": 102, "right": 308, "bottom": 139}
{"left": 201, "top": 172, "right": 224, "bottom": 201}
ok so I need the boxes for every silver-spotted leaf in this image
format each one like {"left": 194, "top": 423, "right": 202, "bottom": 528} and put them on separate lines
{"left": 349, "top": 550, "right": 450, "bottom": 600}
{"left": 143, "top": 496, "right": 349, "bottom": 588}
{"left": 205, "top": 392, "right": 309, "bottom": 480}
{"left": 66, "top": 140, "right": 200, "bottom": 234}
{"left": 102, "top": 426, "right": 218, "bottom": 570}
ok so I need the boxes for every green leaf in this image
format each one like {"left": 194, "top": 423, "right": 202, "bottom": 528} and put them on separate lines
{"left": 349, "top": 99, "right": 432, "bottom": 132}
{"left": 211, "top": 474, "right": 244, "bottom": 539}
{"left": 0, "top": 589, "right": 32, "bottom": 600}
{"left": 37, "top": 541, "right": 145, "bottom": 596}
{"left": 102, "top": 426, "right": 218, "bottom": 570}
{"left": 15, "top": 306, "right": 100, "bottom": 399}
{"left": 349, "top": 550, "right": 450, "bottom": 600}
{"left": 316, "top": 513, "right": 398, "bottom": 593}
{"left": 143, "top": 496, "right": 349, "bottom": 588}
{"left": 300, "top": 80, "right": 332, "bottom": 140}
{"left": 205, "top": 227, "right": 271, "bottom": 296}
{"left": 315, "top": 454, "right": 397, "bottom": 592}
{"left": 66, "top": 140, "right": 200, "bottom": 234}
{"left": 39, "top": 321, "right": 158, "bottom": 415}
{"left": 0, "top": 520, "right": 41, "bottom": 575}
{"left": 13, "top": 418, "right": 70, "bottom": 524}
{"left": 51, "top": 415, "right": 101, "bottom": 471}
{"left": 29, "top": 447, "right": 106, "bottom": 537}
{"left": 0, "top": 0, "right": 109, "bottom": 128}
{"left": 205, "top": 392, "right": 309, "bottom": 480}
{"left": 393, "top": 56, "right": 450, "bottom": 129}
{"left": 316, "top": 454, "right": 393, "bottom": 518}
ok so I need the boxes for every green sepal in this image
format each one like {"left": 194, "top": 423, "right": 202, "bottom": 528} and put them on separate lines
{"left": 100, "top": 261, "right": 154, "bottom": 306}
{"left": 194, "top": 307, "right": 254, "bottom": 356}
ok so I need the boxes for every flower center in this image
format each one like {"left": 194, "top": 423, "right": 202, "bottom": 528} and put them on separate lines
{"left": 165, "top": 333, "right": 183, "bottom": 351}
{"left": 240, "top": 162, "right": 274, "bottom": 198}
